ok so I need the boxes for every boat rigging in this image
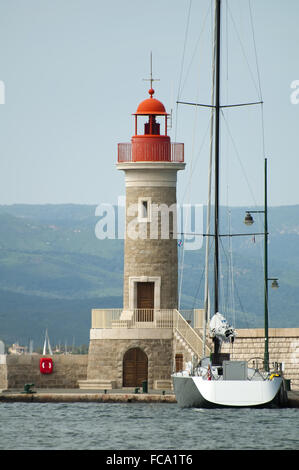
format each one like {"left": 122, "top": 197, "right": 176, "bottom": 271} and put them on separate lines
{"left": 172, "top": 0, "right": 287, "bottom": 408}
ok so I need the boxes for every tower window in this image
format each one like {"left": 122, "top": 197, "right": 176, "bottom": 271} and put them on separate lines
{"left": 138, "top": 197, "right": 151, "bottom": 222}
{"left": 142, "top": 200, "right": 148, "bottom": 218}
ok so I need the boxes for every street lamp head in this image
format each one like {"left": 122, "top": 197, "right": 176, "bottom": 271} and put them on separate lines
{"left": 271, "top": 279, "right": 279, "bottom": 289}
{"left": 244, "top": 212, "right": 254, "bottom": 226}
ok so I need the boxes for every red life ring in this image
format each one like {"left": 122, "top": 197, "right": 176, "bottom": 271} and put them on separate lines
{"left": 40, "top": 357, "right": 53, "bottom": 374}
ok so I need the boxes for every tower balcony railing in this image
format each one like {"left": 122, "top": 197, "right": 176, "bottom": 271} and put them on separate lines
{"left": 117, "top": 142, "right": 184, "bottom": 163}
{"left": 92, "top": 308, "right": 175, "bottom": 329}
{"left": 91, "top": 308, "right": 210, "bottom": 358}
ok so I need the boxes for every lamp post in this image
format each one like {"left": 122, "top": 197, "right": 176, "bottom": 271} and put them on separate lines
{"left": 244, "top": 158, "right": 278, "bottom": 372}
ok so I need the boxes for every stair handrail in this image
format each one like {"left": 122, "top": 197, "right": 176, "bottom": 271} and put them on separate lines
{"left": 173, "top": 309, "right": 211, "bottom": 358}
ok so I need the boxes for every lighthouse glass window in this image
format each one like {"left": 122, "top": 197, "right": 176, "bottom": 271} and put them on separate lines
{"left": 138, "top": 197, "right": 151, "bottom": 222}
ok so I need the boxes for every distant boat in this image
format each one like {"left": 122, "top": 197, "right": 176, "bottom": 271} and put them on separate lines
{"left": 43, "top": 329, "right": 53, "bottom": 356}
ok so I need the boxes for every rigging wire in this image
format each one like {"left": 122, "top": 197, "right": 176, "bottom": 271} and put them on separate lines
{"left": 177, "top": 104, "right": 198, "bottom": 309}
{"left": 220, "top": 107, "right": 265, "bottom": 279}
{"left": 180, "top": 3, "right": 211, "bottom": 98}
{"left": 175, "top": 0, "right": 192, "bottom": 309}
{"left": 219, "top": 217, "right": 236, "bottom": 327}
{"left": 177, "top": 3, "right": 214, "bottom": 310}
{"left": 248, "top": 0, "right": 271, "bottom": 323}
{"left": 177, "top": 0, "right": 268, "bottom": 327}
{"left": 228, "top": 211, "right": 236, "bottom": 327}
{"left": 178, "top": 109, "right": 205, "bottom": 309}
{"left": 178, "top": 114, "right": 213, "bottom": 309}
{"left": 224, "top": 1, "right": 266, "bottom": 275}
{"left": 175, "top": 0, "right": 193, "bottom": 143}
{"left": 220, "top": 109, "right": 258, "bottom": 207}
{"left": 223, "top": 0, "right": 236, "bottom": 325}
{"left": 248, "top": 0, "right": 263, "bottom": 102}
{"left": 191, "top": 236, "right": 214, "bottom": 309}
{"left": 226, "top": 1, "right": 261, "bottom": 98}
{"left": 181, "top": 113, "right": 213, "bottom": 202}
{"left": 177, "top": 0, "right": 193, "bottom": 100}
{"left": 219, "top": 235, "right": 250, "bottom": 328}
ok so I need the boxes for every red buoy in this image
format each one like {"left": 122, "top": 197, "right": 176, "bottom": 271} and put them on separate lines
{"left": 40, "top": 357, "right": 53, "bottom": 374}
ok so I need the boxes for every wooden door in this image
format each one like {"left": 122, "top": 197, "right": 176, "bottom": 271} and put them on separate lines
{"left": 175, "top": 353, "right": 184, "bottom": 372}
{"left": 123, "top": 347, "right": 148, "bottom": 387}
{"left": 137, "top": 282, "right": 154, "bottom": 321}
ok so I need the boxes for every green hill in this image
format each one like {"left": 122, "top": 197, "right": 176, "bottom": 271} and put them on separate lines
{"left": 0, "top": 204, "right": 298, "bottom": 348}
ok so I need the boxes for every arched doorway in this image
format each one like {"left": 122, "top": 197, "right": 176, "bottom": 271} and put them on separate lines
{"left": 123, "top": 347, "right": 148, "bottom": 387}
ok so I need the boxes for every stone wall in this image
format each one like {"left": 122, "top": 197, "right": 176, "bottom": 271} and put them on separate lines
{"left": 0, "top": 354, "right": 88, "bottom": 390}
{"left": 124, "top": 186, "right": 178, "bottom": 310}
{"left": 173, "top": 337, "right": 194, "bottom": 371}
{"left": 0, "top": 364, "right": 7, "bottom": 390}
{"left": 1, "top": 328, "right": 298, "bottom": 391}
{"left": 221, "top": 329, "right": 299, "bottom": 390}
{"left": 87, "top": 337, "right": 173, "bottom": 389}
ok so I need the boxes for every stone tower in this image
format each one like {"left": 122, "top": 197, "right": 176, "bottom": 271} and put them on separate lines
{"left": 117, "top": 87, "right": 185, "bottom": 314}
{"left": 80, "top": 85, "right": 198, "bottom": 392}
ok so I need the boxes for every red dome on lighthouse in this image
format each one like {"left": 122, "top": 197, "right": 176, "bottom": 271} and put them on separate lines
{"left": 134, "top": 88, "right": 168, "bottom": 115}
{"left": 117, "top": 81, "right": 184, "bottom": 164}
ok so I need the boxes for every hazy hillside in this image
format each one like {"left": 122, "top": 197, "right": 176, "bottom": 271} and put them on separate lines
{"left": 0, "top": 204, "right": 298, "bottom": 348}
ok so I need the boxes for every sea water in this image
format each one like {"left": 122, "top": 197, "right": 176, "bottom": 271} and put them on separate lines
{"left": 0, "top": 402, "right": 298, "bottom": 450}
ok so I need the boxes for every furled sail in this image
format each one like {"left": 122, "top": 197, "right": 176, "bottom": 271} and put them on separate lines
{"left": 209, "top": 312, "right": 236, "bottom": 343}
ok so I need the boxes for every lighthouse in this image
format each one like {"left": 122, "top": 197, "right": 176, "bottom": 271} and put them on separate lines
{"left": 80, "top": 81, "right": 206, "bottom": 392}
{"left": 118, "top": 86, "right": 185, "bottom": 314}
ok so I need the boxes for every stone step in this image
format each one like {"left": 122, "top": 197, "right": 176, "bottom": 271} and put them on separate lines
{"left": 174, "top": 330, "right": 202, "bottom": 358}
{"left": 78, "top": 379, "right": 116, "bottom": 390}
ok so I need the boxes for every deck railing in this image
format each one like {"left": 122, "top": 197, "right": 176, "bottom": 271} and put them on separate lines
{"left": 91, "top": 308, "right": 210, "bottom": 358}
{"left": 117, "top": 142, "right": 184, "bottom": 163}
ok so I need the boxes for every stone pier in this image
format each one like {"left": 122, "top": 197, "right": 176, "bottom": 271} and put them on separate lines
{"left": 221, "top": 328, "right": 299, "bottom": 390}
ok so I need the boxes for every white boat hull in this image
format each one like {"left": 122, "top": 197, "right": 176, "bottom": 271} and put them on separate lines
{"left": 172, "top": 374, "right": 286, "bottom": 408}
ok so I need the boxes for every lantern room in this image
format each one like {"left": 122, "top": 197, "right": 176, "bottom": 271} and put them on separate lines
{"left": 133, "top": 88, "right": 169, "bottom": 137}
{"left": 118, "top": 88, "right": 184, "bottom": 163}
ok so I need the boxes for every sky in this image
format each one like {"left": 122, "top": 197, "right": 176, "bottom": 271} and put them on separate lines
{"left": 0, "top": 0, "right": 298, "bottom": 208}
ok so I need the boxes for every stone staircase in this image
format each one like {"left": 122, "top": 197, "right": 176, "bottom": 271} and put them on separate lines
{"left": 173, "top": 310, "right": 211, "bottom": 361}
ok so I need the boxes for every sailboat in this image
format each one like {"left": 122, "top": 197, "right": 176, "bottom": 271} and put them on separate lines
{"left": 171, "top": 0, "right": 287, "bottom": 408}
{"left": 42, "top": 329, "right": 53, "bottom": 356}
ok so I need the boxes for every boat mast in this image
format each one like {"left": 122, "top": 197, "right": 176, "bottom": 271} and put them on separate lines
{"left": 213, "top": 0, "right": 221, "bottom": 354}
{"left": 214, "top": 0, "right": 221, "bottom": 322}
{"left": 202, "top": 1, "right": 217, "bottom": 358}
